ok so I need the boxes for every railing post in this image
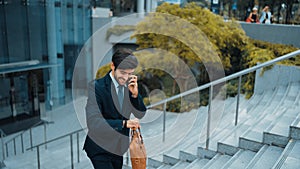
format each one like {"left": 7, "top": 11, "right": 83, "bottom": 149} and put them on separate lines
{"left": 13, "top": 139, "right": 16, "bottom": 155}
{"left": 235, "top": 76, "right": 242, "bottom": 126}
{"left": 21, "top": 134, "right": 24, "bottom": 153}
{"left": 76, "top": 132, "right": 80, "bottom": 163}
{"left": 37, "top": 146, "right": 40, "bottom": 169}
{"left": 126, "top": 151, "right": 129, "bottom": 165}
{"left": 206, "top": 85, "right": 213, "bottom": 149}
{"left": 163, "top": 102, "right": 167, "bottom": 142}
{"left": 1, "top": 132, "right": 5, "bottom": 160}
{"left": 30, "top": 128, "right": 33, "bottom": 150}
{"left": 44, "top": 123, "right": 47, "bottom": 149}
{"left": 70, "top": 135, "right": 74, "bottom": 169}
{"left": 5, "top": 143, "right": 8, "bottom": 157}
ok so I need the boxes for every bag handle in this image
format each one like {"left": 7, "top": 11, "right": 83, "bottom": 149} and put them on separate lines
{"left": 131, "top": 127, "right": 144, "bottom": 144}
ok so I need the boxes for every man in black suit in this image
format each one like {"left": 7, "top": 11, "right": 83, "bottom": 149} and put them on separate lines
{"left": 83, "top": 48, "right": 147, "bottom": 169}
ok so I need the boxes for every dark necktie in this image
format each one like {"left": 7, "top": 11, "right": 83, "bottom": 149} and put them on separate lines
{"left": 118, "top": 85, "right": 124, "bottom": 110}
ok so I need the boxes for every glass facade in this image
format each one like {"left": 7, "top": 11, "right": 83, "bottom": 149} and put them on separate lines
{"left": 0, "top": 0, "right": 91, "bottom": 134}
{"left": 0, "top": 0, "right": 158, "bottom": 134}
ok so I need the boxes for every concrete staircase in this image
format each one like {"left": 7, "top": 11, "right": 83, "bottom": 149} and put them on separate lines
{"left": 144, "top": 82, "right": 300, "bottom": 169}
{"left": 1, "top": 69, "right": 300, "bottom": 168}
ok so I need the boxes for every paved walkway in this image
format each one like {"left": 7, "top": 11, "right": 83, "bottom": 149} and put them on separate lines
{"left": 2, "top": 89, "right": 94, "bottom": 169}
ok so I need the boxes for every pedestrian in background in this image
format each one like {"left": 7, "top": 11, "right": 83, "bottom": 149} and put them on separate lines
{"left": 246, "top": 7, "right": 259, "bottom": 23}
{"left": 260, "top": 5, "right": 272, "bottom": 24}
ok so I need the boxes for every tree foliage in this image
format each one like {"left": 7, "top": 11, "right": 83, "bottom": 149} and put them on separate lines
{"left": 132, "top": 2, "right": 299, "bottom": 101}
{"left": 103, "top": 2, "right": 299, "bottom": 111}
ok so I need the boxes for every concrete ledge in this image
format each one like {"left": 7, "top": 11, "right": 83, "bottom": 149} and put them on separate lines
{"left": 239, "top": 137, "right": 263, "bottom": 152}
{"left": 217, "top": 142, "right": 239, "bottom": 156}
{"left": 290, "top": 114, "right": 300, "bottom": 140}
{"left": 263, "top": 132, "right": 289, "bottom": 147}
{"left": 290, "top": 126, "right": 300, "bottom": 140}
{"left": 162, "top": 154, "right": 179, "bottom": 165}
{"left": 197, "top": 147, "right": 217, "bottom": 159}
{"left": 147, "top": 158, "right": 163, "bottom": 168}
{"left": 179, "top": 150, "right": 197, "bottom": 162}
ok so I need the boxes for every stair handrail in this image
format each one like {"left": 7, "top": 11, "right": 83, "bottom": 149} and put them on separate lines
{"left": 147, "top": 49, "right": 300, "bottom": 108}
{"left": 0, "top": 128, "right": 6, "bottom": 166}
{"left": 146, "top": 49, "right": 300, "bottom": 148}
{"left": 20, "top": 50, "right": 300, "bottom": 169}
{"left": 3, "top": 120, "right": 49, "bottom": 158}
{"left": 28, "top": 128, "right": 86, "bottom": 169}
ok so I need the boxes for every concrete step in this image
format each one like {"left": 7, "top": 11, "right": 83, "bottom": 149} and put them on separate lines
{"left": 169, "top": 161, "right": 190, "bottom": 169}
{"left": 184, "top": 158, "right": 209, "bottom": 169}
{"left": 122, "top": 165, "right": 131, "bottom": 169}
{"left": 157, "top": 164, "right": 172, "bottom": 169}
{"left": 272, "top": 139, "right": 300, "bottom": 169}
{"left": 141, "top": 109, "right": 178, "bottom": 139}
{"left": 148, "top": 155, "right": 164, "bottom": 168}
{"left": 239, "top": 89, "right": 289, "bottom": 152}
{"left": 146, "top": 166, "right": 156, "bottom": 169}
{"left": 162, "top": 107, "right": 208, "bottom": 164}
{"left": 245, "top": 145, "right": 284, "bottom": 169}
{"left": 193, "top": 95, "right": 253, "bottom": 155}
{"left": 221, "top": 149, "right": 256, "bottom": 169}
{"left": 239, "top": 113, "right": 278, "bottom": 152}
{"left": 263, "top": 108, "right": 299, "bottom": 147}
{"left": 199, "top": 94, "right": 262, "bottom": 155}
{"left": 240, "top": 98, "right": 298, "bottom": 152}
{"left": 217, "top": 89, "right": 279, "bottom": 155}
{"left": 198, "top": 147, "right": 218, "bottom": 159}
{"left": 202, "top": 153, "right": 231, "bottom": 169}
{"left": 290, "top": 112, "right": 300, "bottom": 140}
{"left": 178, "top": 144, "right": 199, "bottom": 162}
{"left": 218, "top": 123, "right": 250, "bottom": 155}
{"left": 189, "top": 93, "right": 256, "bottom": 156}
{"left": 282, "top": 82, "right": 300, "bottom": 107}
{"left": 145, "top": 110, "right": 201, "bottom": 160}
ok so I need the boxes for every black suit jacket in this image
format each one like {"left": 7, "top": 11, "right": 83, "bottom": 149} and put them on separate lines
{"left": 83, "top": 72, "right": 146, "bottom": 158}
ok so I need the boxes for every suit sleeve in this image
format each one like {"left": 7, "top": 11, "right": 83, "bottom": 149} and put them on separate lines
{"left": 129, "top": 93, "right": 147, "bottom": 119}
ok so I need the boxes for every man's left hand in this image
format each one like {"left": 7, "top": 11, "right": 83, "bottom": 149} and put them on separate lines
{"left": 128, "top": 75, "right": 138, "bottom": 98}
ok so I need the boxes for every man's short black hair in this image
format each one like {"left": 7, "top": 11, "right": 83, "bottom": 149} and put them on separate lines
{"left": 112, "top": 48, "right": 138, "bottom": 70}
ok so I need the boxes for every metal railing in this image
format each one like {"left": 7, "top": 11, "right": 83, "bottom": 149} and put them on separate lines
{"left": 28, "top": 128, "right": 86, "bottom": 169}
{"left": 4, "top": 50, "right": 299, "bottom": 169}
{"left": 146, "top": 49, "right": 300, "bottom": 149}
{"left": 2, "top": 120, "right": 48, "bottom": 159}
{"left": 0, "top": 129, "right": 6, "bottom": 167}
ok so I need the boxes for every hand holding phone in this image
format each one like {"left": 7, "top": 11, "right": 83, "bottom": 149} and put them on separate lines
{"left": 127, "top": 75, "right": 138, "bottom": 98}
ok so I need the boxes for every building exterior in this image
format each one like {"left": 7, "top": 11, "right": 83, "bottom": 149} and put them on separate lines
{"left": 1, "top": 0, "right": 298, "bottom": 135}
{"left": 0, "top": 0, "right": 161, "bottom": 134}
{"left": 0, "top": 0, "right": 91, "bottom": 134}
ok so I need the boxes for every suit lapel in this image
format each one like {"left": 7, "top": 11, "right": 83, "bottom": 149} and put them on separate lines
{"left": 103, "top": 72, "right": 130, "bottom": 119}
{"left": 105, "top": 72, "right": 123, "bottom": 114}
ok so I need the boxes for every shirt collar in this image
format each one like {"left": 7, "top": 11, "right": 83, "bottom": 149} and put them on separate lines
{"left": 109, "top": 72, "right": 119, "bottom": 90}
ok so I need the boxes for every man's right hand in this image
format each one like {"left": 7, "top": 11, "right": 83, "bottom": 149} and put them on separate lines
{"left": 125, "top": 118, "right": 140, "bottom": 129}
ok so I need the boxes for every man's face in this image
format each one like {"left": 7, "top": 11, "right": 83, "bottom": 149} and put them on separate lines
{"left": 113, "top": 68, "right": 135, "bottom": 86}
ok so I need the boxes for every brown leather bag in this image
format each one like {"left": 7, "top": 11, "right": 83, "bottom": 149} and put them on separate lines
{"left": 130, "top": 128, "right": 147, "bottom": 169}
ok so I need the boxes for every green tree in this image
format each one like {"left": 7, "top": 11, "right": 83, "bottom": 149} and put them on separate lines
{"left": 105, "top": 2, "right": 299, "bottom": 111}
{"left": 131, "top": 2, "right": 298, "bottom": 99}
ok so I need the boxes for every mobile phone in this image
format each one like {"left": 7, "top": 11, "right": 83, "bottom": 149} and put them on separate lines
{"left": 127, "top": 77, "right": 133, "bottom": 86}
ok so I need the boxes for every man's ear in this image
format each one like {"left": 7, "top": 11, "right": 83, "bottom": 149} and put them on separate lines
{"left": 110, "top": 62, "right": 115, "bottom": 70}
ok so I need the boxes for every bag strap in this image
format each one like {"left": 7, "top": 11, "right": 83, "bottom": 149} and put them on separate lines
{"left": 138, "top": 128, "right": 144, "bottom": 144}
{"left": 131, "top": 127, "right": 144, "bottom": 144}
